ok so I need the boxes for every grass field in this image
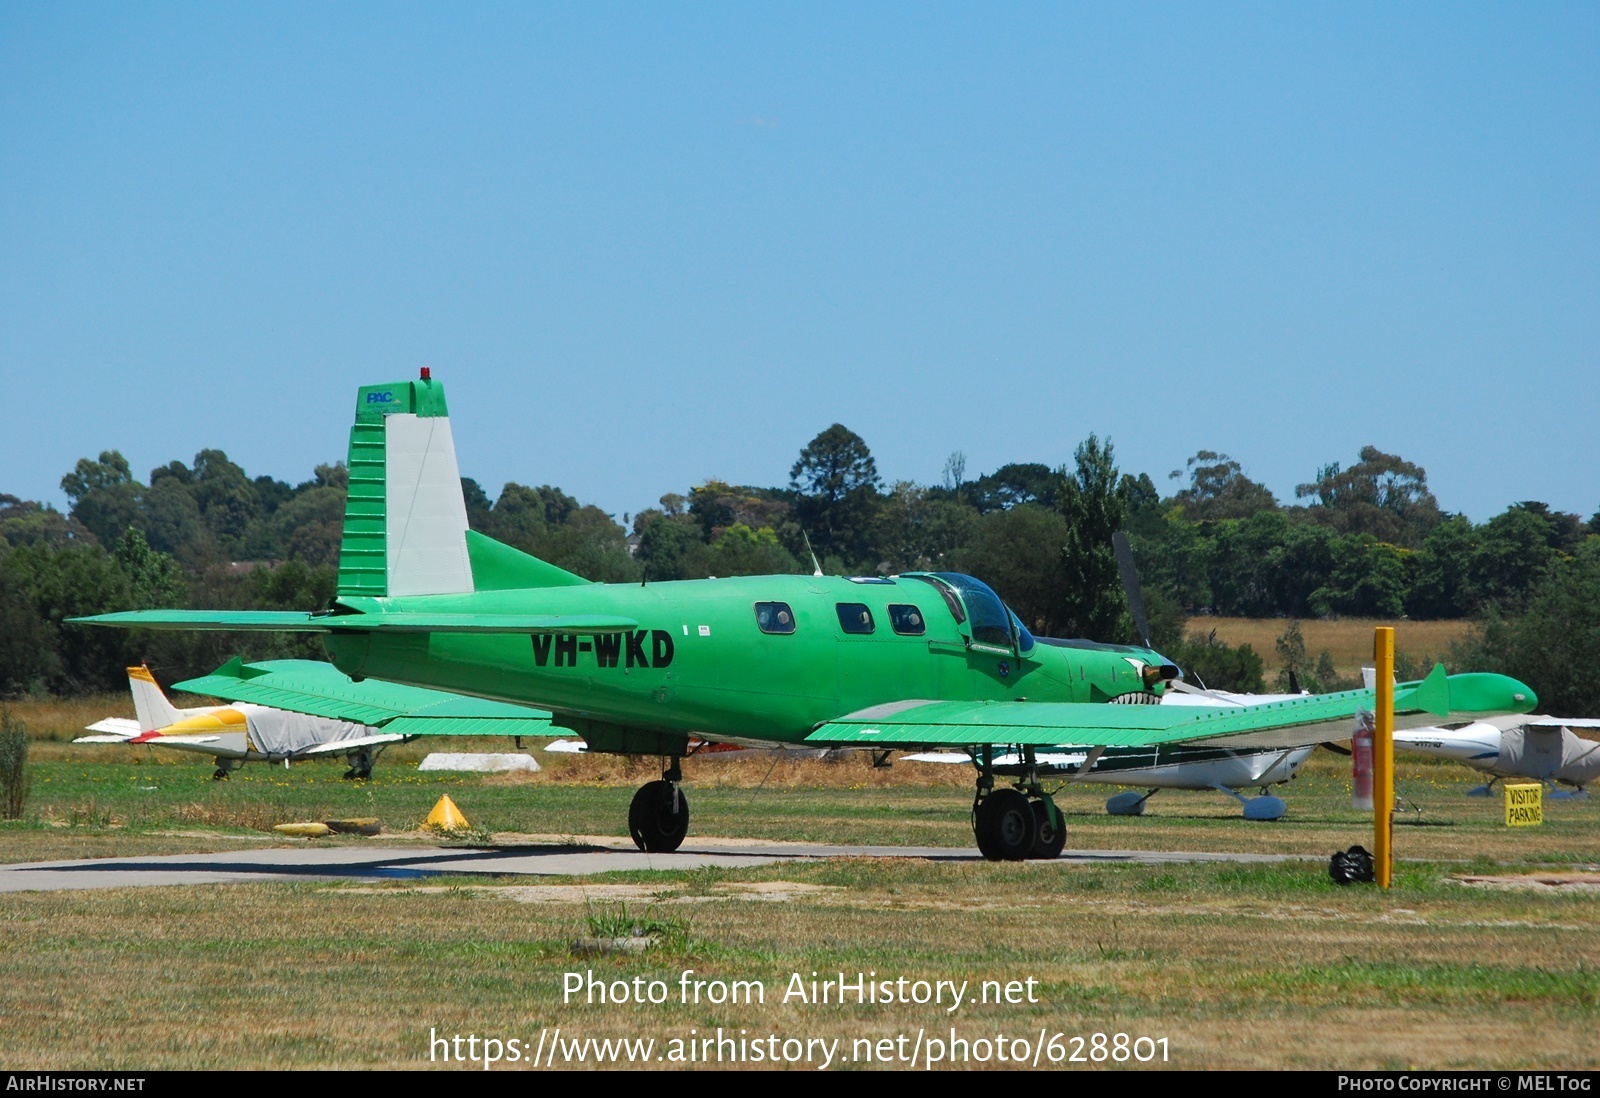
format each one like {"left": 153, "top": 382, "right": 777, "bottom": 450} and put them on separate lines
{"left": 1193, "top": 618, "right": 1478, "bottom": 683}
{"left": 0, "top": 709, "right": 1596, "bottom": 1071}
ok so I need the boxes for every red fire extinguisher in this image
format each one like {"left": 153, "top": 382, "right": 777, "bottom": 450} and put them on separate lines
{"left": 1352, "top": 708, "right": 1374, "bottom": 812}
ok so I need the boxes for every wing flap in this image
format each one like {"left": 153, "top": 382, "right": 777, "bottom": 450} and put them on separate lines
{"left": 297, "top": 733, "right": 409, "bottom": 757}
{"left": 380, "top": 715, "right": 552, "bottom": 738}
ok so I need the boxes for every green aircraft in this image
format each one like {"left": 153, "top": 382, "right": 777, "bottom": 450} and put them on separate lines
{"left": 74, "top": 372, "right": 1538, "bottom": 860}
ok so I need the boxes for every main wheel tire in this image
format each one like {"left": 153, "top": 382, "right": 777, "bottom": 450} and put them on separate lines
{"left": 1029, "top": 798, "right": 1067, "bottom": 859}
{"left": 974, "top": 788, "right": 1036, "bottom": 861}
{"left": 628, "top": 780, "right": 690, "bottom": 853}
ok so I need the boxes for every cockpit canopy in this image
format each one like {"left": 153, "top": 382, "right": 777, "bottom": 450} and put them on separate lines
{"left": 902, "top": 572, "right": 1035, "bottom": 655}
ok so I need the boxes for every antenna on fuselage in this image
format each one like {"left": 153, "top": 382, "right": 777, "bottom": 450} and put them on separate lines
{"left": 802, "top": 531, "right": 823, "bottom": 577}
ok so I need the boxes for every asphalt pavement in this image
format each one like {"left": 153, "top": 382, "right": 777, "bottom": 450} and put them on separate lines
{"left": 0, "top": 839, "right": 1299, "bottom": 892}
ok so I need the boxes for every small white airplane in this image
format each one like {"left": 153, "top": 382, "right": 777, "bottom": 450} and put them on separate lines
{"left": 1394, "top": 716, "right": 1600, "bottom": 798}
{"left": 901, "top": 676, "right": 1317, "bottom": 821}
{"left": 77, "top": 662, "right": 554, "bottom": 779}
{"left": 1341, "top": 666, "right": 1600, "bottom": 799}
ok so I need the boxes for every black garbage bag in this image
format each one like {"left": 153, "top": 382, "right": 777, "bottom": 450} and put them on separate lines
{"left": 1328, "top": 844, "right": 1376, "bottom": 885}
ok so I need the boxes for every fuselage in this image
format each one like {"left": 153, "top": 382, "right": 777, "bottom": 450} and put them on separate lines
{"left": 324, "top": 572, "right": 1171, "bottom": 749}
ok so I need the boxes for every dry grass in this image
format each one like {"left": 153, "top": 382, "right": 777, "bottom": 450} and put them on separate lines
{"left": 3, "top": 694, "right": 131, "bottom": 742}
{"left": 3, "top": 691, "right": 223, "bottom": 742}
{"left": 1193, "top": 618, "right": 1478, "bottom": 681}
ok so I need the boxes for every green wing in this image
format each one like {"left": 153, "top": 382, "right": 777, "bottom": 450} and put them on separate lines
{"left": 175, "top": 658, "right": 554, "bottom": 738}
{"left": 806, "top": 668, "right": 1537, "bottom": 751}
{"left": 71, "top": 611, "right": 638, "bottom": 635}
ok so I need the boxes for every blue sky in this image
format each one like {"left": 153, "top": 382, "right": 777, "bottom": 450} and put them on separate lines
{"left": 3, "top": 3, "right": 1595, "bottom": 524}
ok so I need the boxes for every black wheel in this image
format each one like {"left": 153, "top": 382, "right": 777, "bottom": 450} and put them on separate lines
{"left": 973, "top": 788, "right": 1036, "bottom": 861}
{"left": 628, "top": 780, "right": 690, "bottom": 853}
{"left": 1029, "top": 798, "right": 1067, "bottom": 859}
{"left": 211, "top": 767, "right": 231, "bottom": 782}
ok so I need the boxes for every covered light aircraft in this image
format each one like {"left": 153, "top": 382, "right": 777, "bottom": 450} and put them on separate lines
{"left": 75, "top": 662, "right": 553, "bottom": 779}
{"left": 73, "top": 371, "right": 1539, "bottom": 859}
{"left": 1394, "top": 717, "right": 1600, "bottom": 798}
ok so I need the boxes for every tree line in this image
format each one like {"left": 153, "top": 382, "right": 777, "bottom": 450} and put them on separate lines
{"left": 2, "top": 432, "right": 1595, "bottom": 713}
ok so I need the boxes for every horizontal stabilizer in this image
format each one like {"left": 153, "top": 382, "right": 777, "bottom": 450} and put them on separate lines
{"left": 175, "top": 658, "right": 553, "bottom": 737}
{"left": 806, "top": 668, "right": 1536, "bottom": 752}
{"left": 82, "top": 718, "right": 140, "bottom": 739}
{"left": 69, "top": 610, "right": 334, "bottom": 632}
{"left": 70, "top": 611, "right": 639, "bottom": 636}
{"left": 322, "top": 613, "right": 639, "bottom": 635}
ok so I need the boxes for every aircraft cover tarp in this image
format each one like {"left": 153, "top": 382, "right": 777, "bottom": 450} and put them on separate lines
{"left": 1499, "top": 727, "right": 1600, "bottom": 784}
{"left": 242, "top": 707, "right": 373, "bottom": 755}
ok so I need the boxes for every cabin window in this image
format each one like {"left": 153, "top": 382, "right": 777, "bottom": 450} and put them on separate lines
{"left": 754, "top": 602, "right": 796, "bottom": 634}
{"left": 888, "top": 604, "right": 926, "bottom": 636}
{"left": 835, "top": 602, "right": 875, "bottom": 635}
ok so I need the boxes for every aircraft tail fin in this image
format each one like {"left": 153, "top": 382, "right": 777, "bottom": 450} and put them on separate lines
{"left": 127, "top": 665, "right": 182, "bottom": 733}
{"left": 336, "top": 370, "right": 476, "bottom": 599}
{"left": 334, "top": 370, "right": 593, "bottom": 598}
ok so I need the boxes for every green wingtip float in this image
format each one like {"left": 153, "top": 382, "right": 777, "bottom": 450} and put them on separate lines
{"left": 70, "top": 370, "right": 1541, "bottom": 861}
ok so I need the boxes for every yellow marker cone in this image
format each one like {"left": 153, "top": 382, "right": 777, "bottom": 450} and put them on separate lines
{"left": 425, "top": 794, "right": 470, "bottom": 830}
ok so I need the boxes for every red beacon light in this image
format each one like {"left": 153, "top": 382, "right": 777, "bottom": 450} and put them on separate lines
{"left": 420, "top": 366, "right": 432, "bottom": 381}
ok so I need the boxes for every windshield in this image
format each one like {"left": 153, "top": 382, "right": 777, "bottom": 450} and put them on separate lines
{"left": 930, "top": 572, "right": 1014, "bottom": 648}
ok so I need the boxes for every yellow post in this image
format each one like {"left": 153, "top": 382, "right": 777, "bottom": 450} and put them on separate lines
{"left": 1373, "top": 627, "right": 1395, "bottom": 888}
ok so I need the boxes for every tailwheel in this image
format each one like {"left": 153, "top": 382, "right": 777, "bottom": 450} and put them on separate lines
{"left": 1029, "top": 796, "right": 1066, "bottom": 859}
{"left": 628, "top": 776, "right": 690, "bottom": 853}
{"left": 973, "top": 788, "right": 1036, "bottom": 861}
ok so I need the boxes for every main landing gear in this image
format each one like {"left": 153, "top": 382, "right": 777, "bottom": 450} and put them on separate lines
{"left": 211, "top": 757, "right": 241, "bottom": 782}
{"left": 629, "top": 756, "right": 690, "bottom": 853}
{"left": 972, "top": 747, "right": 1065, "bottom": 861}
{"left": 342, "top": 749, "right": 375, "bottom": 781}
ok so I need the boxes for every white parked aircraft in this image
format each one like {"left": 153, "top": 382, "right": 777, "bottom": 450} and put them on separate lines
{"left": 1345, "top": 666, "right": 1600, "bottom": 798}
{"left": 1394, "top": 716, "right": 1600, "bottom": 798}
{"left": 77, "top": 662, "right": 553, "bottom": 779}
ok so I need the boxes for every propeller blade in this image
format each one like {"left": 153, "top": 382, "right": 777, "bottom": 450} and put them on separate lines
{"left": 1112, "top": 530, "right": 1151, "bottom": 649}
